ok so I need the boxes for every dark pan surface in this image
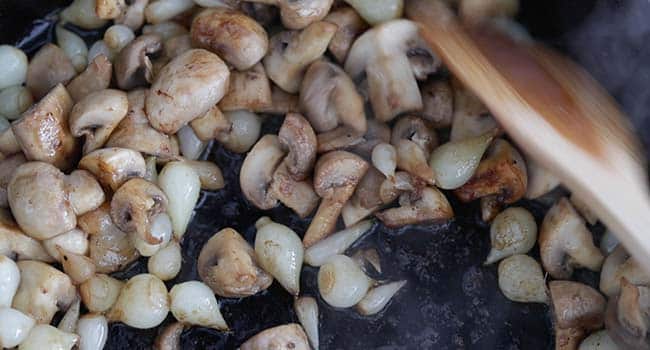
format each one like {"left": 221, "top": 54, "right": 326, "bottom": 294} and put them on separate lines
{"left": 1, "top": 1, "right": 649, "bottom": 349}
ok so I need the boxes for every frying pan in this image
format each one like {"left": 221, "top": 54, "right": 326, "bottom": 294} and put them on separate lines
{"left": 1, "top": 0, "right": 649, "bottom": 349}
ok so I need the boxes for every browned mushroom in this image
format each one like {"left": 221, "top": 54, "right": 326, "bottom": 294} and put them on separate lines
{"left": 258, "top": 84, "right": 300, "bottom": 115}
{"left": 66, "top": 54, "right": 113, "bottom": 102}
{"left": 605, "top": 278, "right": 650, "bottom": 350}
{"left": 12, "top": 84, "right": 79, "bottom": 170}
{"left": 376, "top": 186, "right": 454, "bottom": 227}
{"left": 0, "top": 208, "right": 54, "bottom": 262}
{"left": 270, "top": 161, "right": 320, "bottom": 218}
{"left": 600, "top": 246, "right": 650, "bottom": 297}
{"left": 341, "top": 166, "right": 384, "bottom": 226}
{"left": 154, "top": 322, "right": 185, "bottom": 350}
{"left": 420, "top": 79, "right": 454, "bottom": 128}
{"left": 191, "top": 8, "right": 269, "bottom": 71}
{"left": 303, "top": 151, "right": 368, "bottom": 247}
{"left": 25, "top": 44, "right": 77, "bottom": 100}
{"left": 240, "top": 134, "right": 285, "bottom": 210}
{"left": 278, "top": 113, "right": 317, "bottom": 181}
{"left": 79, "top": 147, "right": 146, "bottom": 191}
{"left": 549, "top": 280, "right": 606, "bottom": 350}
{"left": 189, "top": 104, "right": 231, "bottom": 141}
{"left": 324, "top": 6, "right": 368, "bottom": 63}
{"left": 391, "top": 115, "right": 438, "bottom": 156}
{"left": 247, "top": 0, "right": 334, "bottom": 30}
{"left": 240, "top": 323, "right": 311, "bottom": 350}
{"left": 96, "top": 0, "right": 127, "bottom": 19}
{"left": 348, "top": 118, "right": 391, "bottom": 158}
{"left": 114, "top": 34, "right": 163, "bottom": 90}
{"left": 64, "top": 169, "right": 105, "bottom": 216}
{"left": 449, "top": 81, "right": 499, "bottom": 141}
{"left": 115, "top": 0, "right": 148, "bottom": 30}
{"left": 218, "top": 63, "right": 272, "bottom": 112}
{"left": 0, "top": 153, "right": 26, "bottom": 208}
{"left": 198, "top": 227, "right": 273, "bottom": 298}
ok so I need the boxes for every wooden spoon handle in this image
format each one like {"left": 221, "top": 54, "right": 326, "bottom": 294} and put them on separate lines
{"left": 406, "top": 0, "right": 650, "bottom": 269}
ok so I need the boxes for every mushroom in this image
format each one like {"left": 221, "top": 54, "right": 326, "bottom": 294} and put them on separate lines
{"left": 240, "top": 134, "right": 285, "bottom": 210}
{"left": 12, "top": 260, "right": 76, "bottom": 324}
{"left": 240, "top": 324, "right": 311, "bottom": 350}
{"left": 218, "top": 63, "right": 272, "bottom": 112}
{"left": 189, "top": 105, "right": 231, "bottom": 141}
{"left": 539, "top": 198, "right": 604, "bottom": 279}
{"left": 114, "top": 34, "right": 163, "bottom": 90}
{"left": 449, "top": 82, "right": 499, "bottom": 141}
{"left": 104, "top": 25, "right": 136, "bottom": 57}
{"left": 420, "top": 79, "right": 454, "bottom": 128}
{"left": 116, "top": 0, "right": 149, "bottom": 30}
{"left": 341, "top": 168, "right": 384, "bottom": 226}
{"left": 578, "top": 330, "right": 619, "bottom": 350}
{"left": 391, "top": 115, "right": 438, "bottom": 157}
{"left": 146, "top": 49, "right": 230, "bottom": 134}
{"left": 376, "top": 186, "right": 453, "bottom": 227}
{"left": 25, "top": 44, "right": 77, "bottom": 100}
{"left": 599, "top": 246, "right": 650, "bottom": 297}
{"left": 378, "top": 171, "right": 424, "bottom": 204}
{"left": 154, "top": 322, "right": 184, "bottom": 350}
{"left": 0, "top": 120, "right": 21, "bottom": 156}
{"left": 247, "top": 0, "right": 334, "bottom": 30}
{"left": 12, "top": 84, "right": 79, "bottom": 170}
{"left": 497, "top": 254, "right": 548, "bottom": 304}
{"left": 69, "top": 89, "right": 129, "bottom": 154}
{"left": 345, "top": 19, "right": 440, "bottom": 122}
{"left": 110, "top": 178, "right": 169, "bottom": 244}
{"left": 571, "top": 193, "right": 599, "bottom": 226}
{"left": 58, "top": 296, "right": 80, "bottom": 333}
{"left": 525, "top": 157, "right": 561, "bottom": 199}
{"left": 604, "top": 278, "right": 650, "bottom": 350}
{"left": 191, "top": 8, "right": 269, "bottom": 70}
{"left": 549, "top": 281, "right": 606, "bottom": 350}
{"left": 198, "top": 228, "right": 273, "bottom": 298}
{"left": 348, "top": 118, "right": 391, "bottom": 158}
{"left": 454, "top": 139, "right": 527, "bottom": 204}
{"left": 64, "top": 170, "right": 105, "bottom": 216}
{"left": 96, "top": 0, "right": 127, "bottom": 19}
{"left": 66, "top": 54, "right": 113, "bottom": 102}
{"left": 8, "top": 162, "right": 76, "bottom": 240}
{"left": 278, "top": 113, "right": 317, "bottom": 181}
{"left": 394, "top": 139, "right": 436, "bottom": 185}
{"left": 79, "top": 147, "right": 146, "bottom": 191}
{"left": 0, "top": 153, "right": 26, "bottom": 208}
{"left": 263, "top": 21, "right": 337, "bottom": 93}
{"left": 303, "top": 151, "right": 368, "bottom": 247}
{"left": 258, "top": 84, "right": 300, "bottom": 115}
{"left": 106, "top": 89, "right": 177, "bottom": 159}
{"left": 163, "top": 34, "right": 191, "bottom": 60}
{"left": 324, "top": 6, "right": 368, "bottom": 63}
{"left": 300, "top": 60, "right": 367, "bottom": 151}
{"left": 481, "top": 195, "right": 502, "bottom": 223}
{"left": 372, "top": 143, "right": 396, "bottom": 180}
{"left": 0, "top": 209, "right": 54, "bottom": 263}
{"left": 270, "top": 161, "right": 320, "bottom": 218}
{"left": 343, "top": 0, "right": 403, "bottom": 24}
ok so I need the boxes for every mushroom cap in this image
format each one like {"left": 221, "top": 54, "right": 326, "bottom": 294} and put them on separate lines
{"left": 324, "top": 6, "right": 369, "bottom": 63}
{"left": 198, "top": 228, "right": 273, "bottom": 298}
{"left": 391, "top": 115, "right": 438, "bottom": 156}
{"left": 114, "top": 34, "right": 163, "bottom": 90}
{"left": 146, "top": 49, "right": 230, "bottom": 134}
{"left": 64, "top": 169, "right": 105, "bottom": 216}
{"left": 66, "top": 54, "right": 113, "bottom": 102}
{"left": 26, "top": 44, "right": 77, "bottom": 100}
{"left": 240, "top": 323, "right": 310, "bottom": 350}
{"left": 420, "top": 79, "right": 454, "bottom": 127}
{"left": 599, "top": 246, "right": 650, "bottom": 297}
{"left": 270, "top": 161, "right": 320, "bottom": 218}
{"left": 276, "top": 0, "right": 334, "bottom": 30}
{"left": 79, "top": 147, "right": 146, "bottom": 191}
{"left": 8, "top": 161, "right": 76, "bottom": 240}
{"left": 604, "top": 278, "right": 650, "bottom": 350}
{"left": 539, "top": 197, "right": 604, "bottom": 279}
{"left": 278, "top": 113, "right": 317, "bottom": 181}
{"left": 218, "top": 63, "right": 272, "bottom": 112}
{"left": 550, "top": 280, "right": 606, "bottom": 331}
{"left": 12, "top": 84, "right": 79, "bottom": 171}
{"left": 191, "top": 8, "right": 269, "bottom": 71}
{"left": 313, "top": 150, "right": 369, "bottom": 200}
{"left": 376, "top": 186, "right": 454, "bottom": 227}
{"left": 240, "top": 134, "right": 286, "bottom": 209}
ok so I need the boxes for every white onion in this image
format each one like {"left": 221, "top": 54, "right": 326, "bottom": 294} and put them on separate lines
{"left": 254, "top": 217, "right": 304, "bottom": 296}
{"left": 158, "top": 162, "right": 201, "bottom": 240}
{"left": 58, "top": 247, "right": 96, "bottom": 284}
{"left": 185, "top": 160, "right": 224, "bottom": 191}
{"left": 318, "top": 255, "right": 372, "bottom": 308}
{"left": 142, "top": 21, "right": 189, "bottom": 40}
{"left": 600, "top": 230, "right": 619, "bottom": 255}
{"left": 341, "top": 199, "right": 376, "bottom": 228}
{"left": 305, "top": 220, "right": 373, "bottom": 267}
{"left": 104, "top": 25, "right": 136, "bottom": 56}
{"left": 344, "top": 0, "right": 403, "bottom": 25}
{"left": 371, "top": 143, "right": 396, "bottom": 179}
{"left": 356, "top": 280, "right": 406, "bottom": 316}
{"left": 484, "top": 207, "right": 537, "bottom": 265}
{"left": 131, "top": 213, "right": 173, "bottom": 256}
{"left": 59, "top": 0, "right": 108, "bottom": 29}
{"left": 294, "top": 297, "right": 319, "bottom": 350}
{"left": 578, "top": 330, "right": 619, "bottom": 350}
{"left": 0, "top": 255, "right": 19, "bottom": 307}
{"left": 77, "top": 314, "right": 108, "bottom": 350}
{"left": 57, "top": 297, "right": 80, "bottom": 333}
{"left": 0, "top": 45, "right": 28, "bottom": 89}
{"left": 56, "top": 26, "right": 88, "bottom": 72}
{"left": 107, "top": 274, "right": 169, "bottom": 329}
{"left": 88, "top": 41, "right": 113, "bottom": 63}
{"left": 0, "top": 307, "right": 35, "bottom": 348}
{"left": 497, "top": 254, "right": 548, "bottom": 304}
{"left": 219, "top": 110, "right": 262, "bottom": 153}
{"left": 148, "top": 240, "right": 182, "bottom": 281}
{"left": 144, "top": 0, "right": 195, "bottom": 25}
{"left": 43, "top": 229, "right": 88, "bottom": 262}
{"left": 0, "top": 85, "right": 33, "bottom": 119}
{"left": 79, "top": 274, "right": 124, "bottom": 313}
{"left": 19, "top": 325, "right": 78, "bottom": 350}
{"left": 429, "top": 131, "right": 495, "bottom": 189}
{"left": 177, "top": 125, "right": 207, "bottom": 160}
{"left": 169, "top": 281, "right": 228, "bottom": 330}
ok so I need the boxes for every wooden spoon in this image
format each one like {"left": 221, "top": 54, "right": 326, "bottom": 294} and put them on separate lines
{"left": 406, "top": 0, "right": 650, "bottom": 269}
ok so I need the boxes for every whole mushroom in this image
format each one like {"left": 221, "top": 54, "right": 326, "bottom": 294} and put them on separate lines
{"left": 324, "top": 6, "right": 368, "bottom": 63}
{"left": 240, "top": 323, "right": 311, "bottom": 350}
{"left": 66, "top": 54, "right": 113, "bottom": 102}
{"left": 25, "top": 44, "right": 77, "bottom": 100}
{"left": 114, "top": 34, "right": 163, "bottom": 90}
{"left": 79, "top": 147, "right": 146, "bottom": 191}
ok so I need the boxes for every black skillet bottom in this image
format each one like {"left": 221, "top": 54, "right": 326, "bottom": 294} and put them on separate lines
{"left": 2, "top": 0, "right": 649, "bottom": 349}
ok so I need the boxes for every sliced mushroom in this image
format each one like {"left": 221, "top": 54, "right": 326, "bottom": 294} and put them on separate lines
{"left": 348, "top": 118, "right": 391, "bottom": 158}
{"left": 263, "top": 21, "right": 337, "bottom": 93}
{"left": 0, "top": 209, "right": 54, "bottom": 262}
{"left": 185, "top": 160, "right": 225, "bottom": 191}
{"left": 25, "top": 44, "right": 77, "bottom": 100}
{"left": 324, "top": 6, "right": 368, "bottom": 63}
{"left": 394, "top": 139, "right": 436, "bottom": 185}
{"left": 550, "top": 281, "right": 606, "bottom": 350}
{"left": 391, "top": 115, "right": 438, "bottom": 157}
{"left": 198, "top": 228, "right": 273, "bottom": 298}
{"left": 163, "top": 34, "right": 192, "bottom": 60}
{"left": 345, "top": 20, "right": 439, "bottom": 122}
{"left": 69, "top": 89, "right": 129, "bottom": 154}
{"left": 600, "top": 246, "right": 650, "bottom": 297}
{"left": 79, "top": 147, "right": 146, "bottom": 191}
{"left": 604, "top": 278, "right": 650, "bottom": 350}
{"left": 539, "top": 198, "right": 604, "bottom": 279}
{"left": 525, "top": 157, "right": 561, "bottom": 199}
{"left": 376, "top": 186, "right": 453, "bottom": 227}
{"left": 420, "top": 79, "right": 454, "bottom": 128}
{"left": 278, "top": 113, "right": 317, "bottom": 181}
{"left": 454, "top": 139, "right": 527, "bottom": 204}
{"left": 270, "top": 161, "right": 320, "bottom": 218}
{"left": 64, "top": 170, "right": 105, "bottom": 216}
{"left": 303, "top": 151, "right": 368, "bottom": 247}
{"left": 578, "top": 330, "right": 619, "bottom": 350}
{"left": 191, "top": 8, "right": 268, "bottom": 70}
{"left": 66, "top": 54, "right": 113, "bottom": 102}
{"left": 449, "top": 82, "right": 499, "bottom": 141}
{"left": 8, "top": 162, "right": 76, "bottom": 240}
{"left": 248, "top": 0, "right": 333, "bottom": 30}
{"left": 12, "top": 260, "right": 76, "bottom": 324}
{"left": 258, "top": 84, "right": 300, "bottom": 115}
{"left": 189, "top": 105, "right": 231, "bottom": 141}
{"left": 114, "top": 34, "right": 162, "bottom": 90}
{"left": 146, "top": 49, "right": 230, "bottom": 134}
{"left": 154, "top": 322, "right": 184, "bottom": 350}
{"left": 240, "top": 324, "right": 311, "bottom": 350}
{"left": 0, "top": 153, "right": 26, "bottom": 208}
{"left": 218, "top": 63, "right": 272, "bottom": 112}
{"left": 240, "top": 134, "right": 285, "bottom": 209}
{"left": 12, "top": 84, "right": 78, "bottom": 170}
